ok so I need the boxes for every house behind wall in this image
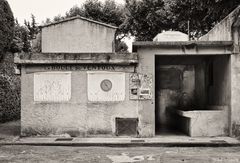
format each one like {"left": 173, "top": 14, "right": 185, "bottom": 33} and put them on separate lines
{"left": 41, "top": 16, "right": 117, "bottom": 53}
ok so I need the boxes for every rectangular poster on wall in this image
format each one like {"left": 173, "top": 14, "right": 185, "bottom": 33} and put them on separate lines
{"left": 130, "top": 73, "right": 153, "bottom": 100}
{"left": 34, "top": 72, "right": 71, "bottom": 102}
{"left": 87, "top": 72, "right": 125, "bottom": 102}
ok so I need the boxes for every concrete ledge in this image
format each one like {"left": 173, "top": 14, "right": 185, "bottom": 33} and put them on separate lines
{"left": 0, "top": 137, "right": 239, "bottom": 147}
{"left": 173, "top": 108, "right": 228, "bottom": 137}
{"left": 2, "top": 142, "right": 240, "bottom": 147}
{"left": 132, "top": 41, "right": 233, "bottom": 55}
{"left": 14, "top": 53, "right": 138, "bottom": 65}
{"left": 133, "top": 41, "right": 233, "bottom": 49}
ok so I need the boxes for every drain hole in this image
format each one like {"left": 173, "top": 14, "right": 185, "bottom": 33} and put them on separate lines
{"left": 131, "top": 139, "right": 145, "bottom": 143}
{"left": 55, "top": 138, "right": 73, "bottom": 141}
{"left": 210, "top": 140, "right": 227, "bottom": 143}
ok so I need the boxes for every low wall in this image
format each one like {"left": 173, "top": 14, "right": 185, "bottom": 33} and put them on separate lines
{"left": 175, "top": 106, "right": 228, "bottom": 137}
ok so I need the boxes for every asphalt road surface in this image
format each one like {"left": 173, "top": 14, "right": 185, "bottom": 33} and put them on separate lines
{"left": 1, "top": 145, "right": 240, "bottom": 162}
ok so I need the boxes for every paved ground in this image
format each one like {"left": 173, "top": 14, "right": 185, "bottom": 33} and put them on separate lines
{"left": 1, "top": 120, "right": 239, "bottom": 146}
{"left": 1, "top": 121, "right": 240, "bottom": 162}
{"left": 0, "top": 120, "right": 20, "bottom": 142}
{"left": 1, "top": 145, "right": 240, "bottom": 162}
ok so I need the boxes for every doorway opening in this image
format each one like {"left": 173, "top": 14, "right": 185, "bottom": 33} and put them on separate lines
{"left": 155, "top": 55, "right": 230, "bottom": 136}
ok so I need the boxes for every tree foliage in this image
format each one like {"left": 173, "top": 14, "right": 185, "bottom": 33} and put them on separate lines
{"left": 121, "top": 0, "right": 240, "bottom": 40}
{"left": 122, "top": 0, "right": 170, "bottom": 41}
{"left": 65, "top": 0, "right": 124, "bottom": 27}
{"left": 10, "top": 17, "right": 36, "bottom": 53}
{"left": 0, "top": 54, "right": 21, "bottom": 123}
{"left": 10, "top": 20, "right": 25, "bottom": 53}
{"left": 171, "top": 0, "right": 240, "bottom": 38}
{"left": 115, "top": 39, "right": 128, "bottom": 52}
{"left": 53, "top": 14, "right": 65, "bottom": 22}
{"left": 0, "top": 0, "right": 14, "bottom": 56}
{"left": 65, "top": 5, "right": 85, "bottom": 18}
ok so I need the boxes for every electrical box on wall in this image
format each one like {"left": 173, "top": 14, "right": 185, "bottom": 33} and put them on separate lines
{"left": 129, "top": 73, "right": 153, "bottom": 100}
{"left": 87, "top": 72, "right": 125, "bottom": 102}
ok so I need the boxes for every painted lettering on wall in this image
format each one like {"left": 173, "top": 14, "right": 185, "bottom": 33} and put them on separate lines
{"left": 26, "top": 65, "right": 135, "bottom": 74}
{"left": 44, "top": 65, "right": 116, "bottom": 71}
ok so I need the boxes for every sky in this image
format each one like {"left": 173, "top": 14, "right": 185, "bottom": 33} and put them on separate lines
{"left": 7, "top": 0, "right": 125, "bottom": 24}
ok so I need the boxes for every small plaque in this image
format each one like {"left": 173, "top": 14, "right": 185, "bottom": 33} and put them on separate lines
{"left": 100, "top": 79, "right": 112, "bottom": 92}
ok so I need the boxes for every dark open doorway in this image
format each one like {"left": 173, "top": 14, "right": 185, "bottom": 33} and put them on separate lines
{"left": 155, "top": 63, "right": 195, "bottom": 135}
{"left": 154, "top": 55, "right": 230, "bottom": 136}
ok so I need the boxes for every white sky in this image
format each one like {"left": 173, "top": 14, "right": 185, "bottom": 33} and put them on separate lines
{"left": 7, "top": 0, "right": 125, "bottom": 25}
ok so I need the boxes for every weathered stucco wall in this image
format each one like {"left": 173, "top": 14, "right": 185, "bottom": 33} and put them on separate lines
{"left": 200, "top": 6, "right": 240, "bottom": 41}
{"left": 199, "top": 6, "right": 240, "bottom": 137}
{"left": 136, "top": 46, "right": 232, "bottom": 137}
{"left": 41, "top": 18, "right": 116, "bottom": 53}
{"left": 135, "top": 48, "right": 157, "bottom": 137}
{"left": 231, "top": 54, "right": 240, "bottom": 136}
{"left": 21, "top": 65, "right": 139, "bottom": 137}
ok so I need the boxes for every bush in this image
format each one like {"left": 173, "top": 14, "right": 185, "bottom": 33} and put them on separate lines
{"left": 0, "top": 0, "right": 14, "bottom": 56}
{"left": 0, "top": 53, "right": 20, "bottom": 123}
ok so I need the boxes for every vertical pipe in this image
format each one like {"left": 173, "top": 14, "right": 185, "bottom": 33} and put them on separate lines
{"left": 188, "top": 20, "right": 190, "bottom": 41}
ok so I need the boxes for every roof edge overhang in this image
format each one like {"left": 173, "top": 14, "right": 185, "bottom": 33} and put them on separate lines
{"left": 14, "top": 52, "right": 138, "bottom": 65}
{"left": 40, "top": 15, "right": 118, "bottom": 29}
{"left": 132, "top": 41, "right": 234, "bottom": 55}
{"left": 133, "top": 41, "right": 233, "bottom": 48}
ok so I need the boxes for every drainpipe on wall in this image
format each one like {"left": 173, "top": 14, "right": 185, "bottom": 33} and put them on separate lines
{"left": 188, "top": 20, "right": 190, "bottom": 41}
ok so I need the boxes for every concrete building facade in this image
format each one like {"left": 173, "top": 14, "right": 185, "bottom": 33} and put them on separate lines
{"left": 41, "top": 16, "right": 117, "bottom": 53}
{"left": 15, "top": 7, "right": 240, "bottom": 138}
